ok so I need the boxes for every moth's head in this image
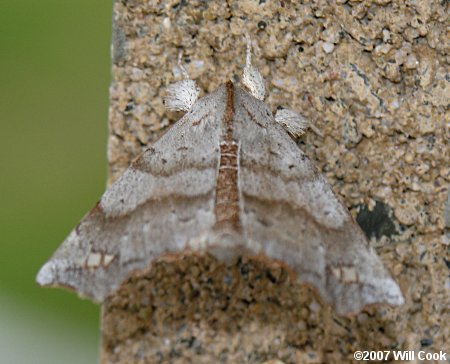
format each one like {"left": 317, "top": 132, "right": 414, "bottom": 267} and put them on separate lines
{"left": 165, "top": 34, "right": 266, "bottom": 113}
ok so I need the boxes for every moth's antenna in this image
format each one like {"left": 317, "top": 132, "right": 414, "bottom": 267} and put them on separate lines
{"left": 242, "top": 34, "right": 266, "bottom": 101}
{"left": 177, "top": 50, "right": 190, "bottom": 80}
{"left": 245, "top": 33, "right": 252, "bottom": 71}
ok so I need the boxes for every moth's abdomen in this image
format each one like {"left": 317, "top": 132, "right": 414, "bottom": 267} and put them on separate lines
{"left": 213, "top": 141, "right": 241, "bottom": 233}
{"left": 213, "top": 81, "right": 243, "bottom": 234}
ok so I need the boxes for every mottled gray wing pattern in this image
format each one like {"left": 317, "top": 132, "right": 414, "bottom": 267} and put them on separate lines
{"left": 233, "top": 87, "right": 403, "bottom": 314}
{"left": 36, "top": 86, "right": 227, "bottom": 302}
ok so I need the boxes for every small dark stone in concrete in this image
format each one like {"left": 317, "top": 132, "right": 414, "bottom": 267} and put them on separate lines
{"left": 356, "top": 201, "right": 397, "bottom": 240}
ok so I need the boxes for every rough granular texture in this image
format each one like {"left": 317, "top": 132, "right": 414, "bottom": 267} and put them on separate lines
{"left": 103, "top": 0, "right": 449, "bottom": 363}
{"left": 101, "top": 255, "right": 401, "bottom": 364}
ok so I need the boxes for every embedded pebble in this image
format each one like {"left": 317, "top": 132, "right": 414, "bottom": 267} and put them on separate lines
{"left": 322, "top": 42, "right": 334, "bottom": 54}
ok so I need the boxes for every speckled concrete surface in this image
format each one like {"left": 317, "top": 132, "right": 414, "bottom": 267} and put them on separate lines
{"left": 101, "top": 255, "right": 401, "bottom": 363}
{"left": 102, "top": 1, "right": 449, "bottom": 363}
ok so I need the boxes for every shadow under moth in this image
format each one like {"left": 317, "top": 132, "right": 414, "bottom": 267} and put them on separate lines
{"left": 37, "top": 36, "right": 403, "bottom": 315}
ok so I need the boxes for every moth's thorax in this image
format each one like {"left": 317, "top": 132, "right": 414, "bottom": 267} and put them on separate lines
{"left": 213, "top": 81, "right": 242, "bottom": 233}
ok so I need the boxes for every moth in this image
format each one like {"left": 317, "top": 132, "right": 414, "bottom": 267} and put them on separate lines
{"left": 37, "top": 36, "right": 404, "bottom": 315}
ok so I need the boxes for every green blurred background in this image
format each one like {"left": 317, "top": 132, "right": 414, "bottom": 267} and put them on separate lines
{"left": 0, "top": 1, "right": 112, "bottom": 362}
